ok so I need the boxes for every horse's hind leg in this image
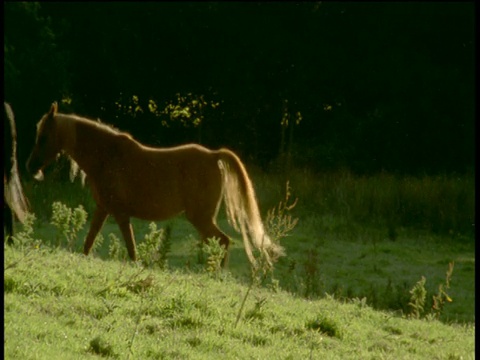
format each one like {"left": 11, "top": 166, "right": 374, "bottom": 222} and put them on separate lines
{"left": 202, "top": 224, "right": 231, "bottom": 268}
{"left": 187, "top": 214, "right": 231, "bottom": 267}
{"left": 83, "top": 207, "right": 108, "bottom": 256}
{"left": 114, "top": 215, "right": 137, "bottom": 261}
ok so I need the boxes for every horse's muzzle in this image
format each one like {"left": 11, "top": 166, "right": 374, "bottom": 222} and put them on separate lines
{"left": 26, "top": 156, "right": 45, "bottom": 181}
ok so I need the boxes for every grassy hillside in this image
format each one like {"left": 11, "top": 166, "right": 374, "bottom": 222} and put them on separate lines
{"left": 6, "top": 169, "right": 474, "bottom": 358}
{"left": 4, "top": 245, "right": 474, "bottom": 360}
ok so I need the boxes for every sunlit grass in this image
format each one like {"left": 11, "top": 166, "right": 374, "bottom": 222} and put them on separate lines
{"left": 4, "top": 245, "right": 475, "bottom": 359}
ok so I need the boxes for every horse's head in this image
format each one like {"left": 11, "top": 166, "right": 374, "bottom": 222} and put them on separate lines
{"left": 26, "top": 102, "right": 61, "bottom": 180}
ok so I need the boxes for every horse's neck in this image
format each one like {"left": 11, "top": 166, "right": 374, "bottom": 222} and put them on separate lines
{"left": 58, "top": 115, "right": 105, "bottom": 176}
{"left": 55, "top": 114, "right": 75, "bottom": 152}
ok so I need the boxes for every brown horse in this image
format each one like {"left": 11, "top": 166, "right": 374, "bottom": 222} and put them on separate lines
{"left": 27, "top": 102, "right": 284, "bottom": 267}
{"left": 4, "top": 102, "right": 29, "bottom": 243}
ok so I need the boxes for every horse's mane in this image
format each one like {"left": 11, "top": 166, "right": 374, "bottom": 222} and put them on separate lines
{"left": 69, "top": 114, "right": 133, "bottom": 138}
{"left": 68, "top": 155, "right": 86, "bottom": 185}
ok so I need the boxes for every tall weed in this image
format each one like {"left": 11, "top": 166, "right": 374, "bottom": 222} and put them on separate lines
{"left": 236, "top": 182, "right": 298, "bottom": 327}
{"left": 10, "top": 212, "right": 39, "bottom": 247}
{"left": 136, "top": 222, "right": 172, "bottom": 269}
{"left": 408, "top": 262, "right": 455, "bottom": 320}
{"left": 108, "top": 233, "right": 126, "bottom": 260}
{"left": 431, "top": 262, "right": 454, "bottom": 319}
{"left": 408, "top": 276, "right": 427, "bottom": 319}
{"left": 265, "top": 181, "right": 299, "bottom": 242}
{"left": 50, "top": 201, "right": 87, "bottom": 250}
{"left": 201, "top": 237, "right": 227, "bottom": 278}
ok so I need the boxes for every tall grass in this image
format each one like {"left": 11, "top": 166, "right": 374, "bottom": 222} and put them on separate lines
{"left": 254, "top": 168, "right": 474, "bottom": 237}
{"left": 24, "top": 159, "right": 474, "bottom": 237}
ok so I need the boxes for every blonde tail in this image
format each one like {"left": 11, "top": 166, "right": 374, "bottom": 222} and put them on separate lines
{"left": 4, "top": 102, "right": 29, "bottom": 223}
{"left": 217, "top": 149, "right": 285, "bottom": 267}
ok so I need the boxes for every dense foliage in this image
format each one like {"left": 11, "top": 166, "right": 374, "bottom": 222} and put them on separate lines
{"left": 4, "top": 2, "right": 474, "bottom": 175}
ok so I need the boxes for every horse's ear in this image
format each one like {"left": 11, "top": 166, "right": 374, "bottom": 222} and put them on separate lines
{"left": 47, "top": 102, "right": 58, "bottom": 119}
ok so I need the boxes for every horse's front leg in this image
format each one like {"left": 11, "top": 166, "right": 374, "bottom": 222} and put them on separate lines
{"left": 114, "top": 215, "right": 137, "bottom": 261}
{"left": 83, "top": 206, "right": 108, "bottom": 256}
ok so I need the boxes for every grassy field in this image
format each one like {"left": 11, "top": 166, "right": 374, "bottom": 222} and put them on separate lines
{"left": 4, "top": 245, "right": 474, "bottom": 359}
{"left": 4, "top": 169, "right": 475, "bottom": 358}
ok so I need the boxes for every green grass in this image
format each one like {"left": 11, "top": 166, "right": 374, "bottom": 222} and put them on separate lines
{"left": 20, "top": 168, "right": 475, "bottom": 323}
{"left": 275, "top": 215, "right": 474, "bottom": 323}
{"left": 23, "top": 211, "right": 474, "bottom": 324}
{"left": 6, "top": 168, "right": 474, "bottom": 357}
{"left": 4, "top": 245, "right": 474, "bottom": 359}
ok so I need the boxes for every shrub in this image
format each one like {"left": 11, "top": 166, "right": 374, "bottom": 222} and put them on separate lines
{"left": 50, "top": 201, "right": 87, "bottom": 250}
{"left": 137, "top": 222, "right": 172, "bottom": 269}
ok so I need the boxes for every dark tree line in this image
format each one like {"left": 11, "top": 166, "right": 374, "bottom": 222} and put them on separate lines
{"left": 4, "top": 2, "right": 475, "bottom": 175}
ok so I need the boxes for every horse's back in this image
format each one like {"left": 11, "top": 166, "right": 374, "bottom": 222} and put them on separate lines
{"left": 143, "top": 143, "right": 223, "bottom": 200}
{"left": 94, "top": 142, "right": 223, "bottom": 220}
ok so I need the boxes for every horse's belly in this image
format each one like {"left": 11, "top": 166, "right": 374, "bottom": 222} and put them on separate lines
{"left": 116, "top": 188, "right": 184, "bottom": 221}
{"left": 129, "top": 196, "right": 184, "bottom": 221}
{"left": 94, "top": 180, "right": 184, "bottom": 221}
